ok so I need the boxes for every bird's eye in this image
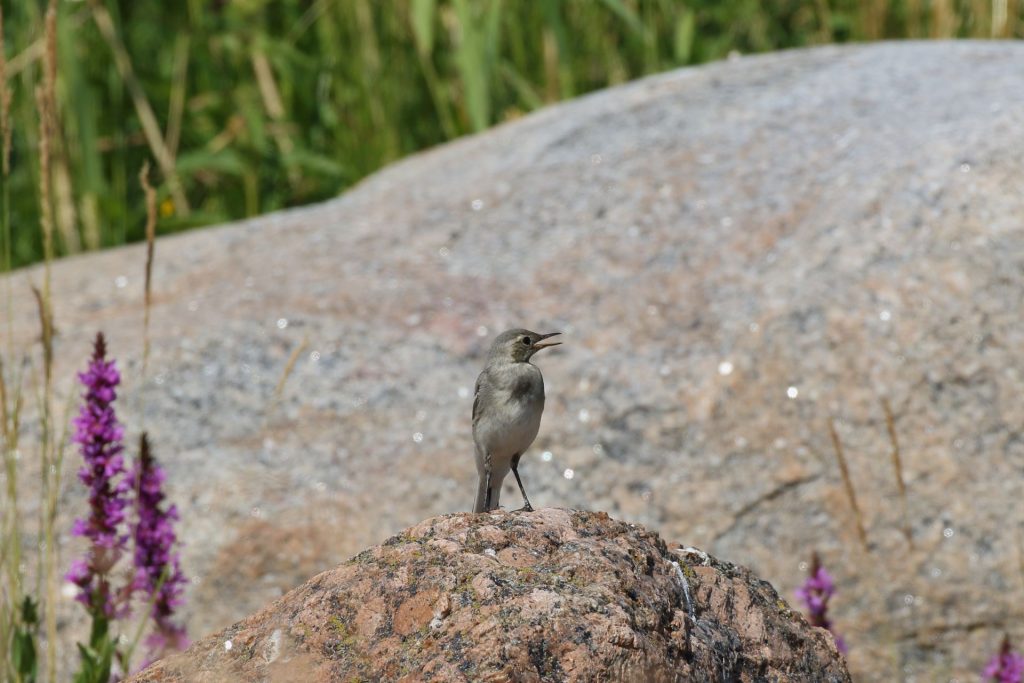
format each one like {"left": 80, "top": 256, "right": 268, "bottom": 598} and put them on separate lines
{"left": 521, "top": 336, "right": 532, "bottom": 345}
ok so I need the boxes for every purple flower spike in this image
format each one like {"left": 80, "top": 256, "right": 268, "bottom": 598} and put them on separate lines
{"left": 131, "top": 434, "right": 189, "bottom": 663}
{"left": 985, "top": 635, "right": 1024, "bottom": 683}
{"left": 66, "top": 332, "right": 130, "bottom": 618}
{"left": 795, "top": 553, "right": 847, "bottom": 655}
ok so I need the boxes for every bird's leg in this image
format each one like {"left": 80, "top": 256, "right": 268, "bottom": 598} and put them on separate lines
{"left": 511, "top": 453, "right": 533, "bottom": 512}
{"left": 483, "top": 464, "right": 493, "bottom": 512}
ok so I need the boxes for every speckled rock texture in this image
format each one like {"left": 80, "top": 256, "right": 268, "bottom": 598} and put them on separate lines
{"left": 126, "top": 509, "right": 850, "bottom": 682}
{"left": 6, "top": 42, "right": 1024, "bottom": 680}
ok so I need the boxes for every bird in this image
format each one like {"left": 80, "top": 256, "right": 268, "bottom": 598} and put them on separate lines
{"left": 472, "top": 328, "right": 561, "bottom": 513}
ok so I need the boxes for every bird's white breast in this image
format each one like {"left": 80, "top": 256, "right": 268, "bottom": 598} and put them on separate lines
{"left": 475, "top": 365, "right": 545, "bottom": 463}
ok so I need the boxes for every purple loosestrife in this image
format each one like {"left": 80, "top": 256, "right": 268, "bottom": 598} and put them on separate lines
{"left": 67, "top": 332, "right": 131, "bottom": 618}
{"left": 795, "top": 552, "right": 847, "bottom": 654}
{"left": 131, "top": 433, "right": 188, "bottom": 662}
{"left": 984, "top": 635, "right": 1024, "bottom": 683}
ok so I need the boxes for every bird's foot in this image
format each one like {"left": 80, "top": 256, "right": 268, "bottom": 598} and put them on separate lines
{"left": 514, "top": 502, "right": 534, "bottom": 513}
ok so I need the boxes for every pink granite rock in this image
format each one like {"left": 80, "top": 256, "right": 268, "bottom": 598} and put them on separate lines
{"left": 126, "top": 510, "right": 850, "bottom": 682}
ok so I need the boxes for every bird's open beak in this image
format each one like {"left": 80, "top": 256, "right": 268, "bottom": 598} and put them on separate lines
{"left": 532, "top": 332, "right": 562, "bottom": 350}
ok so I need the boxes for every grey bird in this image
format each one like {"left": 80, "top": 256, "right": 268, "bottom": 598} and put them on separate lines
{"left": 473, "top": 328, "right": 561, "bottom": 513}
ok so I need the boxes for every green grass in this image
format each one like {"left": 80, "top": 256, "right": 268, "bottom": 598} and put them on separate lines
{"left": 0, "top": 0, "right": 1021, "bottom": 269}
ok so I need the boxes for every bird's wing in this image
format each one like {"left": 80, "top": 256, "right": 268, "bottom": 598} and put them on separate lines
{"left": 472, "top": 373, "right": 483, "bottom": 425}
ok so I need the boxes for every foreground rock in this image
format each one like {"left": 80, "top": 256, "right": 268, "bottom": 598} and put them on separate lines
{"left": 128, "top": 509, "right": 848, "bottom": 682}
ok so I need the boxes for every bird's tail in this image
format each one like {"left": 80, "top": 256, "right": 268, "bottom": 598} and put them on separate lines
{"left": 473, "top": 473, "right": 500, "bottom": 513}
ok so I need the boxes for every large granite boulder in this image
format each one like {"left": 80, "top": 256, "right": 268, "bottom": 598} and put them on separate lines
{"left": 127, "top": 509, "right": 850, "bottom": 682}
{"left": 6, "top": 42, "right": 1024, "bottom": 680}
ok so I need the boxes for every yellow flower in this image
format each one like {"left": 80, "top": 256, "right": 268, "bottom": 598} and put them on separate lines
{"left": 159, "top": 198, "right": 174, "bottom": 218}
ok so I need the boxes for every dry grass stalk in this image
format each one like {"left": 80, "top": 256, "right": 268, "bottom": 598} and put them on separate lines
{"left": 37, "top": 354, "right": 59, "bottom": 683}
{"left": 0, "top": 361, "right": 23, "bottom": 453}
{"left": 88, "top": 0, "right": 190, "bottom": 216}
{"left": 0, "top": 359, "right": 26, "bottom": 683}
{"left": 263, "top": 336, "right": 309, "bottom": 429}
{"left": 35, "top": 5, "right": 57, "bottom": 365}
{"left": 0, "top": 1, "right": 12, "bottom": 357}
{"left": 43, "top": 3, "right": 57, "bottom": 103}
{"left": 36, "top": 0, "right": 58, "bottom": 398}
{"left": 28, "top": 286, "right": 54, "bottom": 398}
{"left": 42, "top": 387, "right": 74, "bottom": 681}
{"left": 140, "top": 161, "right": 157, "bottom": 384}
{"left": 28, "top": 279, "right": 59, "bottom": 682}
{"left": 4, "top": 36, "right": 44, "bottom": 82}
{"left": 0, "top": 12, "right": 20, "bottom": 669}
{"left": 53, "top": 156, "right": 80, "bottom": 254}
{"left": 0, "top": 356, "right": 18, "bottom": 600}
{"left": 992, "top": 0, "right": 1010, "bottom": 35}
{"left": 827, "top": 418, "right": 869, "bottom": 551}
{"left": 274, "top": 336, "right": 309, "bottom": 402}
{"left": 36, "top": 10, "right": 61, "bottom": 669}
{"left": 0, "top": 357, "right": 7, "bottom": 442}
{"left": 35, "top": 86, "right": 54, "bottom": 303}
{"left": 34, "top": 7, "right": 55, "bottom": 370}
{"left": 251, "top": 49, "right": 298, "bottom": 184}
{"left": 882, "top": 398, "right": 913, "bottom": 550}
{"left": 0, "top": 4, "right": 10, "bottom": 178}
{"left": 0, "top": 39, "right": 11, "bottom": 619}
{"left": 251, "top": 50, "right": 288, "bottom": 131}
{"left": 931, "top": 0, "right": 956, "bottom": 36}
{"left": 1017, "top": 524, "right": 1024, "bottom": 595}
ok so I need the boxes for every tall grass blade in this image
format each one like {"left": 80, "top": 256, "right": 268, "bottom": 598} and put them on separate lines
{"left": 410, "top": 0, "right": 458, "bottom": 139}
{"left": 598, "top": 0, "right": 647, "bottom": 37}
{"left": 58, "top": 6, "right": 103, "bottom": 252}
{"left": 674, "top": 9, "right": 696, "bottom": 63}
{"left": 540, "top": 0, "right": 574, "bottom": 99}
{"left": 165, "top": 34, "right": 190, "bottom": 160}
{"left": 88, "top": 0, "right": 191, "bottom": 217}
{"left": 411, "top": 0, "right": 437, "bottom": 54}
{"left": 453, "top": 0, "right": 491, "bottom": 131}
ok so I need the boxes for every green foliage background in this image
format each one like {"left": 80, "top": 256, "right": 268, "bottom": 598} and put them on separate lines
{"left": 1, "top": 0, "right": 1021, "bottom": 269}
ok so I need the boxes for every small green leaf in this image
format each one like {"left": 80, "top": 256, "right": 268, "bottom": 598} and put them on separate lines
{"left": 176, "top": 149, "right": 249, "bottom": 177}
{"left": 12, "top": 630, "right": 38, "bottom": 682}
{"left": 73, "top": 643, "right": 98, "bottom": 683}
{"left": 73, "top": 613, "right": 115, "bottom": 683}
{"left": 11, "top": 596, "right": 40, "bottom": 681}
{"left": 284, "top": 149, "right": 347, "bottom": 179}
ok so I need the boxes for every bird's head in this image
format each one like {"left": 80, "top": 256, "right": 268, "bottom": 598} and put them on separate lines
{"left": 488, "top": 328, "right": 562, "bottom": 363}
